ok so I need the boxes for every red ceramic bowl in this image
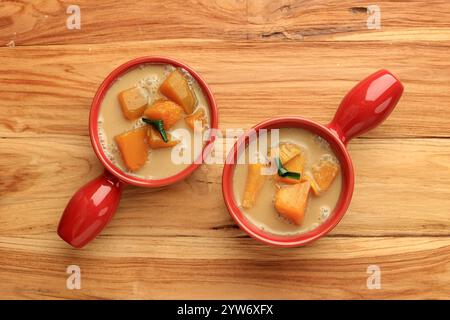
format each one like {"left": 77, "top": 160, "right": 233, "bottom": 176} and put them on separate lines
{"left": 58, "top": 57, "right": 218, "bottom": 248}
{"left": 222, "top": 70, "right": 403, "bottom": 247}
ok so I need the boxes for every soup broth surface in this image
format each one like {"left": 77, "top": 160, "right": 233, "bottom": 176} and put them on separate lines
{"left": 233, "top": 128, "right": 342, "bottom": 235}
{"left": 98, "top": 63, "right": 211, "bottom": 179}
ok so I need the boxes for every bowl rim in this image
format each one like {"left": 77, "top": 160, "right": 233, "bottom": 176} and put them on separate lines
{"left": 89, "top": 56, "right": 219, "bottom": 187}
{"left": 222, "top": 117, "right": 355, "bottom": 247}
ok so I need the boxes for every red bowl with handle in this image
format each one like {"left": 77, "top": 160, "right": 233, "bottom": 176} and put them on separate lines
{"left": 57, "top": 56, "right": 218, "bottom": 248}
{"left": 222, "top": 69, "right": 403, "bottom": 247}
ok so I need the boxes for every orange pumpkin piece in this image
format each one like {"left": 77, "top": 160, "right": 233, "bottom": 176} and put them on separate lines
{"left": 274, "top": 152, "right": 306, "bottom": 184}
{"left": 185, "top": 108, "right": 207, "bottom": 131}
{"left": 303, "top": 173, "right": 321, "bottom": 196}
{"left": 115, "top": 126, "right": 149, "bottom": 171}
{"left": 270, "top": 143, "right": 302, "bottom": 165}
{"left": 118, "top": 86, "right": 148, "bottom": 120}
{"left": 147, "top": 125, "right": 180, "bottom": 149}
{"left": 144, "top": 100, "right": 183, "bottom": 130}
{"left": 274, "top": 181, "right": 311, "bottom": 225}
{"left": 312, "top": 158, "right": 340, "bottom": 192}
{"left": 160, "top": 69, "right": 196, "bottom": 114}
{"left": 242, "top": 163, "right": 268, "bottom": 209}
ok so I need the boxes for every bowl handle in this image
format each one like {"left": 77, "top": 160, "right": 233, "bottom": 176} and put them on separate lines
{"left": 327, "top": 69, "right": 404, "bottom": 145}
{"left": 57, "top": 170, "right": 125, "bottom": 248}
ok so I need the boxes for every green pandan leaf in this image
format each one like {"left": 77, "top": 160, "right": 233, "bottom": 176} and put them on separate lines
{"left": 276, "top": 157, "right": 301, "bottom": 180}
{"left": 142, "top": 118, "right": 168, "bottom": 142}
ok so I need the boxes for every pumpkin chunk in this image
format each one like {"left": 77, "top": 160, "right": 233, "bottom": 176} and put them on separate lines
{"left": 270, "top": 143, "right": 302, "bottom": 165}
{"left": 144, "top": 100, "right": 183, "bottom": 130}
{"left": 115, "top": 126, "right": 149, "bottom": 171}
{"left": 303, "top": 173, "right": 321, "bottom": 196}
{"left": 274, "top": 181, "right": 311, "bottom": 225}
{"left": 118, "top": 86, "right": 148, "bottom": 120}
{"left": 185, "top": 108, "right": 207, "bottom": 131}
{"left": 242, "top": 163, "right": 268, "bottom": 209}
{"left": 312, "top": 157, "right": 340, "bottom": 192}
{"left": 274, "top": 152, "right": 306, "bottom": 184}
{"left": 147, "top": 125, "right": 180, "bottom": 149}
{"left": 160, "top": 69, "right": 196, "bottom": 114}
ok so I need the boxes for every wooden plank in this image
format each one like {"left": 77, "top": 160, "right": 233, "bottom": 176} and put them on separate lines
{"left": 1, "top": 40, "right": 450, "bottom": 138}
{"left": 1, "top": 0, "right": 449, "bottom": 301}
{"left": 0, "top": 0, "right": 248, "bottom": 46}
{"left": 1, "top": 136, "right": 449, "bottom": 237}
{"left": 1, "top": 1, "right": 449, "bottom": 46}
{"left": 246, "top": 0, "right": 450, "bottom": 42}
{"left": 0, "top": 236, "right": 449, "bottom": 299}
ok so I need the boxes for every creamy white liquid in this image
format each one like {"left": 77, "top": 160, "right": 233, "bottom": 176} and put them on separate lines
{"left": 98, "top": 63, "right": 211, "bottom": 179}
{"left": 233, "top": 128, "right": 342, "bottom": 236}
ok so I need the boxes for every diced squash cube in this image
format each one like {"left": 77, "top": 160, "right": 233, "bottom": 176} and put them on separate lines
{"left": 270, "top": 143, "right": 302, "bottom": 165}
{"left": 274, "top": 153, "right": 306, "bottom": 184}
{"left": 160, "top": 69, "right": 196, "bottom": 114}
{"left": 303, "top": 173, "right": 321, "bottom": 196}
{"left": 115, "top": 126, "right": 149, "bottom": 171}
{"left": 274, "top": 181, "right": 311, "bottom": 225}
{"left": 279, "top": 143, "right": 302, "bottom": 164}
{"left": 147, "top": 125, "right": 180, "bottom": 149}
{"left": 185, "top": 108, "right": 207, "bottom": 131}
{"left": 118, "top": 86, "right": 148, "bottom": 120}
{"left": 242, "top": 163, "right": 267, "bottom": 209}
{"left": 312, "top": 158, "right": 340, "bottom": 192}
{"left": 144, "top": 100, "right": 183, "bottom": 130}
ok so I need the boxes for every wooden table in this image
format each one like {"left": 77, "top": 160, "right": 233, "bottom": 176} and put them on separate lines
{"left": 1, "top": 0, "right": 449, "bottom": 299}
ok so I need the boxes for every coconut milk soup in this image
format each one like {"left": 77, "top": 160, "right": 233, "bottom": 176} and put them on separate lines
{"left": 233, "top": 128, "right": 342, "bottom": 236}
{"left": 98, "top": 63, "right": 211, "bottom": 179}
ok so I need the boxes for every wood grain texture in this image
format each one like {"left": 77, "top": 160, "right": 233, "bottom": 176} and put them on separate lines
{"left": 0, "top": 0, "right": 449, "bottom": 300}
{"left": 0, "top": 236, "right": 449, "bottom": 299}
{"left": 1, "top": 40, "right": 450, "bottom": 138}
{"left": 1, "top": 137, "right": 449, "bottom": 237}
{"left": 1, "top": 0, "right": 449, "bottom": 45}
